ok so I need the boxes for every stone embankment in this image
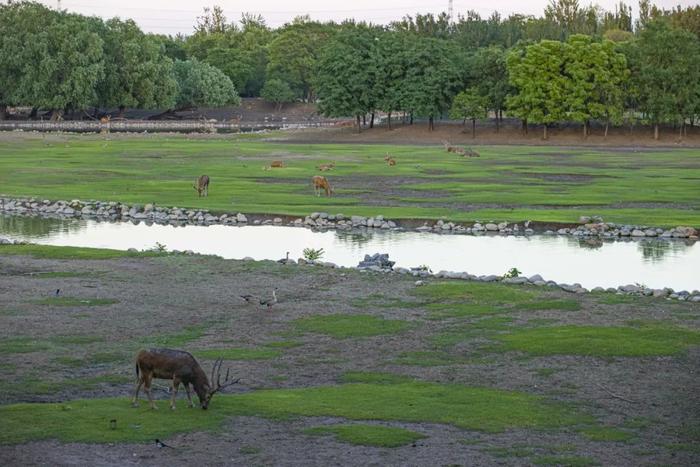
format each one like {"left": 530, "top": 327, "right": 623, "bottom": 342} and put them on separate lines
{"left": 1, "top": 197, "right": 697, "bottom": 241}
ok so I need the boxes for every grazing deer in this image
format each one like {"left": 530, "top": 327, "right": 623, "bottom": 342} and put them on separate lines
{"left": 317, "top": 162, "right": 335, "bottom": 172}
{"left": 193, "top": 175, "right": 210, "bottom": 197}
{"left": 132, "top": 349, "right": 238, "bottom": 410}
{"left": 312, "top": 175, "right": 333, "bottom": 197}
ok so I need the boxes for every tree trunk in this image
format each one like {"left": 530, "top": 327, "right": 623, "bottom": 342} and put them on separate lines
{"left": 495, "top": 114, "right": 500, "bottom": 133}
{"left": 583, "top": 120, "right": 588, "bottom": 139}
{"left": 679, "top": 122, "right": 684, "bottom": 140}
{"left": 0, "top": 104, "right": 6, "bottom": 120}
{"left": 356, "top": 115, "right": 362, "bottom": 133}
{"left": 472, "top": 118, "right": 476, "bottom": 138}
{"left": 362, "top": 114, "right": 366, "bottom": 126}
{"left": 428, "top": 115, "right": 434, "bottom": 131}
{"left": 522, "top": 119, "right": 528, "bottom": 135}
{"left": 410, "top": 112, "right": 413, "bottom": 125}
{"left": 462, "top": 117, "right": 466, "bottom": 126}
{"left": 654, "top": 123, "right": 659, "bottom": 140}
{"left": 387, "top": 112, "right": 392, "bottom": 130}
{"left": 118, "top": 105, "right": 126, "bottom": 118}
{"left": 604, "top": 120, "right": 609, "bottom": 138}
{"left": 30, "top": 107, "right": 38, "bottom": 119}
{"left": 370, "top": 112, "right": 374, "bottom": 129}
{"left": 543, "top": 124, "right": 548, "bottom": 140}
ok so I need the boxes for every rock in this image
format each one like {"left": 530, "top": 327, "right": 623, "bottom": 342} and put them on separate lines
{"left": 144, "top": 203, "right": 154, "bottom": 212}
{"left": 479, "top": 275, "right": 500, "bottom": 282}
{"left": 527, "top": 274, "right": 544, "bottom": 283}
{"left": 652, "top": 289, "right": 668, "bottom": 298}
{"left": 351, "top": 215, "right": 365, "bottom": 226}
{"left": 502, "top": 277, "right": 528, "bottom": 284}
{"left": 357, "top": 253, "right": 395, "bottom": 271}
{"left": 310, "top": 212, "right": 321, "bottom": 220}
{"left": 631, "top": 229, "right": 646, "bottom": 237}
{"left": 485, "top": 223, "right": 498, "bottom": 231}
{"left": 497, "top": 222, "right": 508, "bottom": 230}
{"left": 591, "top": 287, "right": 605, "bottom": 293}
{"left": 415, "top": 280, "right": 425, "bottom": 286}
{"left": 273, "top": 218, "right": 283, "bottom": 224}
{"left": 578, "top": 216, "right": 591, "bottom": 224}
{"left": 619, "top": 284, "right": 642, "bottom": 294}
{"left": 236, "top": 213, "right": 247, "bottom": 223}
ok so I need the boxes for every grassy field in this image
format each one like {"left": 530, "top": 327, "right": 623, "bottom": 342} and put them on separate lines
{"left": 1, "top": 246, "right": 699, "bottom": 465}
{"left": 0, "top": 133, "right": 698, "bottom": 226}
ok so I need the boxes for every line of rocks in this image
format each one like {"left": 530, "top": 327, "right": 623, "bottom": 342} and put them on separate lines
{"left": 0, "top": 197, "right": 697, "bottom": 241}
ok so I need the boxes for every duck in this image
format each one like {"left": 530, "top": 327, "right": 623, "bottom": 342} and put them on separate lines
{"left": 259, "top": 289, "right": 278, "bottom": 308}
{"left": 277, "top": 252, "right": 290, "bottom": 264}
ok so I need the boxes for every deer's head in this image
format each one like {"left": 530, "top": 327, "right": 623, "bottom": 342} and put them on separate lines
{"left": 200, "top": 358, "right": 239, "bottom": 409}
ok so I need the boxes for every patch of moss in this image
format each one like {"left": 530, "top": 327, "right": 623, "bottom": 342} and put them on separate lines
{"left": 294, "top": 314, "right": 411, "bottom": 338}
{"left": 495, "top": 325, "right": 700, "bottom": 357}
{"left": 306, "top": 424, "right": 426, "bottom": 448}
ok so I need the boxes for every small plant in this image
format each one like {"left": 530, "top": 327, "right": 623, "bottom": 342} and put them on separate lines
{"left": 503, "top": 267, "right": 521, "bottom": 279}
{"left": 303, "top": 247, "right": 325, "bottom": 261}
{"left": 150, "top": 242, "right": 168, "bottom": 252}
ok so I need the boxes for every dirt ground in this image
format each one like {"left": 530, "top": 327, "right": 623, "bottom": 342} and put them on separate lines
{"left": 0, "top": 252, "right": 698, "bottom": 466}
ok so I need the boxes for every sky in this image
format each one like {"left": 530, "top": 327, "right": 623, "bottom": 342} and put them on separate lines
{"left": 29, "top": 0, "right": 698, "bottom": 35}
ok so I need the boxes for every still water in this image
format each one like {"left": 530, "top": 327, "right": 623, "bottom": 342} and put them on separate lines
{"left": 1, "top": 215, "right": 698, "bottom": 291}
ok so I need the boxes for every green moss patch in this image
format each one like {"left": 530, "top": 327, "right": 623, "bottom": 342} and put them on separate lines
{"left": 306, "top": 424, "right": 426, "bottom": 447}
{"left": 495, "top": 325, "right": 700, "bottom": 357}
{"left": 294, "top": 314, "right": 411, "bottom": 338}
{"left": 0, "top": 381, "right": 590, "bottom": 444}
{"left": 197, "top": 347, "right": 281, "bottom": 361}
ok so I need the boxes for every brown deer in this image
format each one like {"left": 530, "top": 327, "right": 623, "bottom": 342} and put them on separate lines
{"left": 443, "top": 141, "right": 458, "bottom": 153}
{"left": 384, "top": 154, "right": 397, "bottom": 166}
{"left": 462, "top": 148, "right": 480, "bottom": 158}
{"left": 193, "top": 175, "right": 210, "bottom": 197}
{"left": 132, "top": 349, "right": 238, "bottom": 410}
{"left": 317, "top": 162, "right": 335, "bottom": 171}
{"left": 312, "top": 175, "right": 333, "bottom": 197}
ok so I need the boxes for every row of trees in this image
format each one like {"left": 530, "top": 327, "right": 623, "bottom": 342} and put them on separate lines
{"left": 0, "top": 2, "right": 239, "bottom": 119}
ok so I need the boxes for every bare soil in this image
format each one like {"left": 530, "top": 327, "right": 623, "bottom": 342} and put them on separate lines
{"left": 1, "top": 253, "right": 699, "bottom": 466}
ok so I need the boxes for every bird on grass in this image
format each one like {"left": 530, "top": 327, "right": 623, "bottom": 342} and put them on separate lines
{"left": 55, "top": 288, "right": 61, "bottom": 296}
{"left": 155, "top": 439, "right": 173, "bottom": 449}
{"left": 239, "top": 294, "right": 254, "bottom": 303}
{"left": 277, "top": 252, "right": 290, "bottom": 264}
{"left": 259, "top": 289, "right": 278, "bottom": 309}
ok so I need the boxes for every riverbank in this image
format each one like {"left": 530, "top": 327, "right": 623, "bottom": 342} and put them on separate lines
{"left": 1, "top": 245, "right": 699, "bottom": 466}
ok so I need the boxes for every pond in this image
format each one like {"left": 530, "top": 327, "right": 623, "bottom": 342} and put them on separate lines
{"left": 1, "top": 214, "right": 698, "bottom": 291}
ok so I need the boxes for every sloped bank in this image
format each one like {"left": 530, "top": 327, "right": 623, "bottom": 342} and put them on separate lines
{"left": 1, "top": 197, "right": 698, "bottom": 241}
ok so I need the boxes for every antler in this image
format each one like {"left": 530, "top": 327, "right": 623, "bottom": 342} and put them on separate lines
{"left": 209, "top": 358, "right": 240, "bottom": 396}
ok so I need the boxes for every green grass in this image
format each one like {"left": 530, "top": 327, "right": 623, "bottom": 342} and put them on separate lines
{"left": 341, "top": 372, "right": 415, "bottom": 385}
{"left": 580, "top": 427, "right": 635, "bottom": 442}
{"left": 1, "top": 137, "right": 698, "bottom": 226}
{"left": 196, "top": 347, "right": 281, "bottom": 361}
{"left": 495, "top": 325, "right": 700, "bottom": 357}
{"left": 533, "top": 455, "right": 599, "bottom": 466}
{"left": 0, "top": 337, "right": 51, "bottom": 355}
{"left": 294, "top": 314, "right": 411, "bottom": 338}
{"left": 145, "top": 325, "right": 207, "bottom": 348}
{"left": 305, "top": 424, "right": 426, "bottom": 448}
{"left": 36, "top": 297, "right": 118, "bottom": 307}
{"left": 1, "top": 244, "right": 167, "bottom": 260}
{"left": 0, "top": 381, "right": 591, "bottom": 444}
{"left": 517, "top": 300, "right": 581, "bottom": 312}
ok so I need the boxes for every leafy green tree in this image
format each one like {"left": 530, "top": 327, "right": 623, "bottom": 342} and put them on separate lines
{"left": 468, "top": 46, "right": 511, "bottom": 131}
{"left": 260, "top": 78, "right": 295, "bottom": 110}
{"left": 315, "top": 25, "right": 379, "bottom": 132}
{"left": 507, "top": 40, "right": 568, "bottom": 139}
{"left": 449, "top": 88, "right": 488, "bottom": 137}
{"left": 172, "top": 59, "right": 239, "bottom": 109}
{"left": 0, "top": 3, "right": 104, "bottom": 118}
{"left": 403, "top": 37, "right": 461, "bottom": 130}
{"left": 634, "top": 20, "right": 700, "bottom": 139}
{"left": 376, "top": 32, "right": 412, "bottom": 129}
{"left": 97, "top": 19, "right": 177, "bottom": 114}
{"left": 563, "top": 35, "right": 628, "bottom": 137}
{"left": 267, "top": 18, "right": 334, "bottom": 101}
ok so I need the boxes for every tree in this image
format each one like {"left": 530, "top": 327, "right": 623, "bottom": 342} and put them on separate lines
{"left": 507, "top": 40, "right": 568, "bottom": 139}
{"left": 315, "top": 25, "right": 379, "bottom": 132}
{"left": 260, "top": 79, "right": 295, "bottom": 110}
{"left": 97, "top": 19, "right": 177, "bottom": 114}
{"left": 468, "top": 46, "right": 511, "bottom": 131}
{"left": 172, "top": 59, "right": 239, "bottom": 110}
{"left": 634, "top": 20, "right": 700, "bottom": 139}
{"left": 449, "top": 88, "right": 488, "bottom": 137}
{"left": 403, "top": 37, "right": 461, "bottom": 130}
{"left": 0, "top": 3, "right": 104, "bottom": 118}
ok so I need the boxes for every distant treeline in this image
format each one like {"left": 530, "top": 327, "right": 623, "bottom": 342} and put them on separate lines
{"left": 1, "top": 0, "right": 699, "bottom": 139}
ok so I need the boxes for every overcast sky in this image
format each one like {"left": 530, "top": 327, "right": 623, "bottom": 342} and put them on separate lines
{"left": 30, "top": 0, "right": 698, "bottom": 35}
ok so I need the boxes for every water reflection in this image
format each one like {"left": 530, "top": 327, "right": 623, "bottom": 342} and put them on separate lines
{"left": 1, "top": 214, "right": 698, "bottom": 290}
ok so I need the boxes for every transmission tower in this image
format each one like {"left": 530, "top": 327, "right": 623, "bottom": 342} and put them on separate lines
{"left": 57, "top": 0, "right": 62, "bottom": 10}
{"left": 448, "top": 0, "right": 454, "bottom": 22}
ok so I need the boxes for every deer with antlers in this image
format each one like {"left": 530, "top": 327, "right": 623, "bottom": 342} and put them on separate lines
{"left": 193, "top": 175, "right": 210, "bottom": 197}
{"left": 312, "top": 175, "right": 333, "bottom": 197}
{"left": 132, "top": 349, "right": 238, "bottom": 410}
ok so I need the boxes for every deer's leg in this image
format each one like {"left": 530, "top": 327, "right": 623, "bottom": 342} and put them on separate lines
{"left": 144, "top": 374, "right": 157, "bottom": 410}
{"left": 184, "top": 383, "right": 195, "bottom": 408}
{"left": 132, "top": 376, "right": 143, "bottom": 407}
{"left": 170, "top": 377, "right": 181, "bottom": 410}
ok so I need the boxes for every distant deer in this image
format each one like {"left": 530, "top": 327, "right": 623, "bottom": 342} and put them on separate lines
{"left": 193, "top": 175, "right": 210, "bottom": 197}
{"left": 462, "top": 148, "right": 480, "bottom": 158}
{"left": 443, "top": 141, "right": 458, "bottom": 153}
{"left": 133, "top": 349, "right": 238, "bottom": 410}
{"left": 312, "top": 175, "right": 333, "bottom": 197}
{"left": 317, "top": 162, "right": 335, "bottom": 171}
{"left": 384, "top": 153, "right": 397, "bottom": 166}
{"left": 99, "top": 115, "right": 110, "bottom": 124}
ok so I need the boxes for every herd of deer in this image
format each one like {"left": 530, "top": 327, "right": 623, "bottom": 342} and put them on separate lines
{"left": 443, "top": 140, "right": 480, "bottom": 158}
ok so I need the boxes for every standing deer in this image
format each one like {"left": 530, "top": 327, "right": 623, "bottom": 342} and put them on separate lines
{"left": 132, "top": 349, "right": 238, "bottom": 410}
{"left": 312, "top": 175, "right": 333, "bottom": 197}
{"left": 193, "top": 175, "right": 210, "bottom": 197}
